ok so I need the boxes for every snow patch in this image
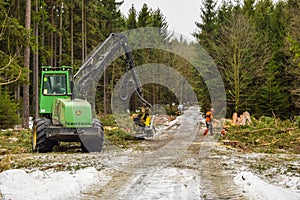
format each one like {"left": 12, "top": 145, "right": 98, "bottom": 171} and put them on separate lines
{"left": 234, "top": 171, "right": 300, "bottom": 200}
{"left": 0, "top": 167, "right": 110, "bottom": 200}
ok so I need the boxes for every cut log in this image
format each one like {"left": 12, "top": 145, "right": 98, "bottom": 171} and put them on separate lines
{"left": 223, "top": 139, "right": 239, "bottom": 147}
{"left": 239, "top": 128, "right": 274, "bottom": 133}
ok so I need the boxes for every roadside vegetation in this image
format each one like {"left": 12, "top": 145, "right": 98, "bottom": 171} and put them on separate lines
{"left": 1, "top": 112, "right": 299, "bottom": 157}
{"left": 0, "top": 110, "right": 299, "bottom": 173}
{"left": 0, "top": 130, "right": 31, "bottom": 154}
{"left": 221, "top": 116, "right": 300, "bottom": 154}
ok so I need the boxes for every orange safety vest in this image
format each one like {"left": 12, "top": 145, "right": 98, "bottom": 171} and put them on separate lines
{"left": 205, "top": 111, "right": 213, "bottom": 122}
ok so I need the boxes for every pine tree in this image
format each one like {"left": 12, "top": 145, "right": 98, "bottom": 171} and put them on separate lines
{"left": 285, "top": 0, "right": 300, "bottom": 113}
{"left": 243, "top": 0, "right": 255, "bottom": 18}
{"left": 137, "top": 3, "right": 151, "bottom": 28}
{"left": 252, "top": 0, "right": 292, "bottom": 118}
{"left": 258, "top": 63, "right": 290, "bottom": 118}
{"left": 126, "top": 4, "right": 137, "bottom": 29}
{"left": 95, "top": 0, "right": 125, "bottom": 115}
{"left": 0, "top": 91, "right": 18, "bottom": 129}
{"left": 193, "top": 0, "right": 219, "bottom": 111}
{"left": 193, "top": 0, "right": 217, "bottom": 49}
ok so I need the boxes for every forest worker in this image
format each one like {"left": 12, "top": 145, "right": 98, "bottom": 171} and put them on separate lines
{"left": 203, "top": 108, "right": 214, "bottom": 136}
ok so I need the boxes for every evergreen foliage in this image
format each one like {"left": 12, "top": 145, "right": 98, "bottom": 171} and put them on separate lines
{"left": 0, "top": 91, "right": 18, "bottom": 129}
{"left": 1, "top": 0, "right": 300, "bottom": 128}
{"left": 126, "top": 4, "right": 137, "bottom": 29}
{"left": 194, "top": 0, "right": 299, "bottom": 119}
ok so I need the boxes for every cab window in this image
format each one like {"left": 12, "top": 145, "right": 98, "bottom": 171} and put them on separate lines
{"left": 43, "top": 74, "right": 67, "bottom": 95}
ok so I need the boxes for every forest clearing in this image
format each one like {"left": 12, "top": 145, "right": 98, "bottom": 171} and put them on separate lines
{"left": 1, "top": 0, "right": 300, "bottom": 199}
{"left": 0, "top": 106, "right": 299, "bottom": 199}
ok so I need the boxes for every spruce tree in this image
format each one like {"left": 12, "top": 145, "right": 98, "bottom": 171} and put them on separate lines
{"left": 193, "top": 0, "right": 218, "bottom": 111}
{"left": 193, "top": 0, "right": 217, "bottom": 49}
{"left": 137, "top": 3, "right": 151, "bottom": 28}
{"left": 0, "top": 91, "right": 19, "bottom": 129}
{"left": 285, "top": 0, "right": 300, "bottom": 113}
{"left": 126, "top": 4, "right": 137, "bottom": 29}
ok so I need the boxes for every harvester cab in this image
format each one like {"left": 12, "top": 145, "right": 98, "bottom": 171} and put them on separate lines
{"left": 39, "top": 66, "right": 72, "bottom": 116}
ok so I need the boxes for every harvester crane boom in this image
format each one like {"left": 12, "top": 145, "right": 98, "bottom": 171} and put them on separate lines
{"left": 74, "top": 33, "right": 151, "bottom": 108}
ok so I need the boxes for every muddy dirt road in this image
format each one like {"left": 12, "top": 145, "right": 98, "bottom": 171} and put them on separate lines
{"left": 80, "top": 106, "right": 247, "bottom": 199}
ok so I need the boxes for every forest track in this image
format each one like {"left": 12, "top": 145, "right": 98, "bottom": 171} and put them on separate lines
{"left": 80, "top": 106, "right": 246, "bottom": 199}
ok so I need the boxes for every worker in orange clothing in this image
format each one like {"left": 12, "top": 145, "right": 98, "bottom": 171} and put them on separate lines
{"left": 203, "top": 108, "right": 214, "bottom": 136}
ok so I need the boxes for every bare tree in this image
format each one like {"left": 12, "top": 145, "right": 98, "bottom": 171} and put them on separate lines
{"left": 0, "top": 13, "right": 23, "bottom": 86}
{"left": 0, "top": 53, "right": 22, "bottom": 86}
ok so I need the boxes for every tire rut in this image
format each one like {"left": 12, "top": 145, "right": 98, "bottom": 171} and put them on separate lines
{"left": 80, "top": 106, "right": 246, "bottom": 199}
{"left": 195, "top": 131, "right": 247, "bottom": 199}
{"left": 81, "top": 170, "right": 133, "bottom": 199}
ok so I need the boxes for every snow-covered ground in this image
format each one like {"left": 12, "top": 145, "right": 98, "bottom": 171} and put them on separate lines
{"left": 235, "top": 171, "right": 300, "bottom": 200}
{"left": 1, "top": 162, "right": 299, "bottom": 200}
{"left": 0, "top": 167, "right": 111, "bottom": 200}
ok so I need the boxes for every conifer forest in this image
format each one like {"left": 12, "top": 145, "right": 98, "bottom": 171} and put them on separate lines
{"left": 1, "top": 0, "right": 300, "bottom": 129}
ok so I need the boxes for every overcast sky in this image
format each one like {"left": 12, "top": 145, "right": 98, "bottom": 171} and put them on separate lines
{"left": 119, "top": 1, "right": 281, "bottom": 41}
{"left": 119, "top": 0, "right": 202, "bottom": 41}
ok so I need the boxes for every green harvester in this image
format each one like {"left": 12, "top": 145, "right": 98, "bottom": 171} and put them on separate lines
{"left": 32, "top": 66, "right": 103, "bottom": 152}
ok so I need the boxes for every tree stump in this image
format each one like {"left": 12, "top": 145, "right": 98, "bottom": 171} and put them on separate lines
{"left": 232, "top": 112, "right": 238, "bottom": 125}
{"left": 231, "top": 111, "right": 252, "bottom": 126}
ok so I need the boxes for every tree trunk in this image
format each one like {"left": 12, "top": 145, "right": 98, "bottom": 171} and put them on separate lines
{"left": 81, "top": 0, "right": 85, "bottom": 62}
{"left": 84, "top": 4, "right": 87, "bottom": 59}
{"left": 103, "top": 70, "right": 107, "bottom": 115}
{"left": 54, "top": 31, "right": 57, "bottom": 67}
{"left": 59, "top": 2, "right": 63, "bottom": 66}
{"left": 22, "top": 0, "right": 31, "bottom": 129}
{"left": 50, "top": 0, "right": 54, "bottom": 66}
{"left": 71, "top": 0, "right": 74, "bottom": 66}
{"left": 33, "top": 0, "right": 39, "bottom": 119}
{"left": 15, "top": 85, "right": 20, "bottom": 123}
